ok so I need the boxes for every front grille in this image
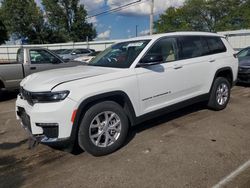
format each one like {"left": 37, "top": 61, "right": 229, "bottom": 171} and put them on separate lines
{"left": 20, "top": 87, "right": 34, "bottom": 105}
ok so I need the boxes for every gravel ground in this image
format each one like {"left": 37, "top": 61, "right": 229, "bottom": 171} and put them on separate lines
{"left": 0, "top": 85, "right": 250, "bottom": 188}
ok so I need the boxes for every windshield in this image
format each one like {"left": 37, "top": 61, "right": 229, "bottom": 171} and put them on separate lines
{"left": 238, "top": 48, "right": 250, "bottom": 58}
{"left": 61, "top": 49, "right": 73, "bottom": 54}
{"left": 89, "top": 40, "right": 150, "bottom": 68}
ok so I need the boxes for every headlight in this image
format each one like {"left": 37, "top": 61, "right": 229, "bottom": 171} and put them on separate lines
{"left": 32, "top": 91, "right": 70, "bottom": 103}
{"left": 20, "top": 88, "right": 70, "bottom": 105}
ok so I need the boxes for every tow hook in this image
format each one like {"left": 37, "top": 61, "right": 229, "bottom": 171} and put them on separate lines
{"left": 28, "top": 136, "right": 39, "bottom": 149}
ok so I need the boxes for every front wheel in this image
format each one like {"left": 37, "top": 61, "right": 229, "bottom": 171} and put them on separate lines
{"left": 78, "top": 101, "right": 129, "bottom": 156}
{"left": 207, "top": 77, "right": 231, "bottom": 111}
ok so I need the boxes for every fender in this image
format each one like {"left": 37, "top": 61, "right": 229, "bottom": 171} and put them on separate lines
{"left": 68, "top": 91, "right": 137, "bottom": 149}
{"left": 210, "top": 67, "right": 234, "bottom": 92}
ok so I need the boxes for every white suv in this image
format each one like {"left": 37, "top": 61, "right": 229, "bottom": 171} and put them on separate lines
{"left": 16, "top": 32, "right": 238, "bottom": 156}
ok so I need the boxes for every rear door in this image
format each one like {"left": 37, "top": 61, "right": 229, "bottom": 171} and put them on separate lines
{"left": 175, "top": 36, "right": 215, "bottom": 96}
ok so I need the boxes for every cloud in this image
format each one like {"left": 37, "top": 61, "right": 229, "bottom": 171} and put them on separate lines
{"left": 107, "top": 0, "right": 185, "bottom": 16}
{"left": 97, "top": 30, "right": 111, "bottom": 40}
{"left": 139, "top": 29, "right": 150, "bottom": 36}
{"left": 87, "top": 16, "right": 98, "bottom": 27}
{"left": 80, "top": 0, "right": 104, "bottom": 12}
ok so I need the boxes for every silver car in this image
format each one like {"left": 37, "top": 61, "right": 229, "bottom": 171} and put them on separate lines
{"left": 59, "top": 48, "right": 94, "bottom": 61}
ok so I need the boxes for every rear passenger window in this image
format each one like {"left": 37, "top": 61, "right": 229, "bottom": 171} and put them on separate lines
{"left": 205, "top": 37, "right": 227, "bottom": 54}
{"left": 179, "top": 36, "right": 209, "bottom": 59}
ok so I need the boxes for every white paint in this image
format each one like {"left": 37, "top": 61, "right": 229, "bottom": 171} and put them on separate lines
{"left": 212, "top": 160, "right": 250, "bottom": 188}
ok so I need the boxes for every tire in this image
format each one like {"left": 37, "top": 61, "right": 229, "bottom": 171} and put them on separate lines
{"left": 0, "top": 90, "right": 4, "bottom": 100}
{"left": 207, "top": 77, "right": 231, "bottom": 111}
{"left": 78, "top": 101, "right": 129, "bottom": 156}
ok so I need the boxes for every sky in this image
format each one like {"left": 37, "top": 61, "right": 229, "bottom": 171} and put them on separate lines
{"left": 35, "top": 0, "right": 185, "bottom": 40}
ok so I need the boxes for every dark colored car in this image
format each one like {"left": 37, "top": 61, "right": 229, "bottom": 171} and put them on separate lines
{"left": 237, "top": 47, "right": 250, "bottom": 84}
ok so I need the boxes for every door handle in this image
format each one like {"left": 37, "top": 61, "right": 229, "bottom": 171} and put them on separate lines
{"left": 209, "top": 59, "right": 216, "bottom": 63}
{"left": 30, "top": 67, "right": 36, "bottom": 70}
{"left": 173, "top": 65, "right": 183, "bottom": 70}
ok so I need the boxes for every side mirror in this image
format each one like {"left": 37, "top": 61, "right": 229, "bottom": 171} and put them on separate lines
{"left": 138, "top": 54, "right": 163, "bottom": 67}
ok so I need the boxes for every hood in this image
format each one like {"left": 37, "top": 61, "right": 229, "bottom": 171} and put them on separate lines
{"left": 21, "top": 66, "right": 119, "bottom": 92}
{"left": 239, "top": 57, "right": 250, "bottom": 67}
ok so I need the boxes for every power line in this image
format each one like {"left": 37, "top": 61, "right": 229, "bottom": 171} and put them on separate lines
{"left": 87, "top": 0, "right": 146, "bottom": 19}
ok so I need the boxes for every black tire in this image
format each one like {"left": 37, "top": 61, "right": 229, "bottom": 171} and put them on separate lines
{"left": 0, "top": 90, "right": 4, "bottom": 101}
{"left": 78, "top": 101, "right": 129, "bottom": 156}
{"left": 207, "top": 77, "right": 231, "bottom": 111}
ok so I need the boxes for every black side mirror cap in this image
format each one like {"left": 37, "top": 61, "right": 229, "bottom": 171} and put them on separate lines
{"left": 138, "top": 54, "right": 163, "bottom": 67}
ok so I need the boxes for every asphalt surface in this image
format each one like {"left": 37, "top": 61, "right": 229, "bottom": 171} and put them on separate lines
{"left": 0, "top": 85, "right": 250, "bottom": 188}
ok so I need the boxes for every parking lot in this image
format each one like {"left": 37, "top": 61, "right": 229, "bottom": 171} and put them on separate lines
{"left": 0, "top": 85, "right": 249, "bottom": 188}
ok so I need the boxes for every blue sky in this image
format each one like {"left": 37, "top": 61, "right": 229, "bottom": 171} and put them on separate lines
{"left": 35, "top": 0, "right": 184, "bottom": 40}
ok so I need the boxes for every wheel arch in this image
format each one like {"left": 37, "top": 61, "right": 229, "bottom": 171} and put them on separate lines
{"left": 69, "top": 91, "right": 137, "bottom": 147}
{"left": 0, "top": 79, "right": 5, "bottom": 89}
{"left": 213, "top": 67, "right": 234, "bottom": 87}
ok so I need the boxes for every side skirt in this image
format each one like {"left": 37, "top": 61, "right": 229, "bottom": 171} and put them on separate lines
{"left": 133, "top": 94, "right": 210, "bottom": 125}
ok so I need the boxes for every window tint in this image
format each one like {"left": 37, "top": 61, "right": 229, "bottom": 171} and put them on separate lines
{"left": 30, "top": 50, "right": 61, "bottom": 64}
{"left": 205, "top": 36, "right": 227, "bottom": 54}
{"left": 145, "top": 38, "right": 178, "bottom": 63}
{"left": 179, "top": 36, "right": 209, "bottom": 59}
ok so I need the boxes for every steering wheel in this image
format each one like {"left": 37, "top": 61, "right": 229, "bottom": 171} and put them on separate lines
{"left": 105, "top": 57, "right": 117, "bottom": 63}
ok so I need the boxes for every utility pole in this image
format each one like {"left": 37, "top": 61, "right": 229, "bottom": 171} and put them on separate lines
{"left": 136, "top": 25, "right": 138, "bottom": 37}
{"left": 150, "top": 0, "right": 154, "bottom": 35}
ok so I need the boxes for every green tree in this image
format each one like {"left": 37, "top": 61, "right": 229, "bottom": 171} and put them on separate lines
{"left": 0, "top": 0, "right": 47, "bottom": 44}
{"left": 42, "top": 0, "right": 96, "bottom": 42}
{"left": 156, "top": 0, "right": 250, "bottom": 33}
{"left": 0, "top": 19, "right": 8, "bottom": 44}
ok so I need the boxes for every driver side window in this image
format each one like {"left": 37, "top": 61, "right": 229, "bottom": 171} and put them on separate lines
{"left": 146, "top": 38, "right": 179, "bottom": 63}
{"left": 30, "top": 49, "right": 61, "bottom": 64}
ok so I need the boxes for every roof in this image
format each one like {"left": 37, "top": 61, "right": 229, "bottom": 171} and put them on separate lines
{"left": 119, "top": 31, "right": 224, "bottom": 42}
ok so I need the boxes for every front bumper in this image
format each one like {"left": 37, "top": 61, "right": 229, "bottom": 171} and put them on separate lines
{"left": 16, "top": 94, "right": 77, "bottom": 148}
{"left": 238, "top": 73, "right": 250, "bottom": 83}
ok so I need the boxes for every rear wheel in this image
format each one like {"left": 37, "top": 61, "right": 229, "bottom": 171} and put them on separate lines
{"left": 207, "top": 77, "right": 231, "bottom": 110}
{"left": 78, "top": 101, "right": 129, "bottom": 156}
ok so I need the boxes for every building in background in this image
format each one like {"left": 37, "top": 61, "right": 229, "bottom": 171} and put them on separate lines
{"left": 218, "top": 30, "right": 250, "bottom": 50}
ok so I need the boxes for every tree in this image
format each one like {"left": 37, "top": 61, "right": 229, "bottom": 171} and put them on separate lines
{"left": 156, "top": 0, "right": 250, "bottom": 33}
{"left": 42, "top": 0, "right": 96, "bottom": 42}
{"left": 0, "top": 0, "right": 47, "bottom": 44}
{"left": 0, "top": 19, "right": 8, "bottom": 44}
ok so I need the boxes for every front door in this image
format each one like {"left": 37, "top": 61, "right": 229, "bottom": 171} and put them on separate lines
{"left": 24, "top": 49, "right": 70, "bottom": 75}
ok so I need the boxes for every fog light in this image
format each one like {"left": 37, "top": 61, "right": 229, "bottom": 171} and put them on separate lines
{"left": 36, "top": 123, "right": 59, "bottom": 138}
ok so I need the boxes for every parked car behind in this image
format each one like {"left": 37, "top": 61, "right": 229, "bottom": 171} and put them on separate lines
{"left": 52, "top": 49, "right": 67, "bottom": 55}
{"left": 59, "top": 48, "right": 95, "bottom": 61}
{"left": 74, "top": 51, "right": 101, "bottom": 63}
{"left": 237, "top": 47, "right": 250, "bottom": 83}
{"left": 0, "top": 47, "right": 83, "bottom": 95}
